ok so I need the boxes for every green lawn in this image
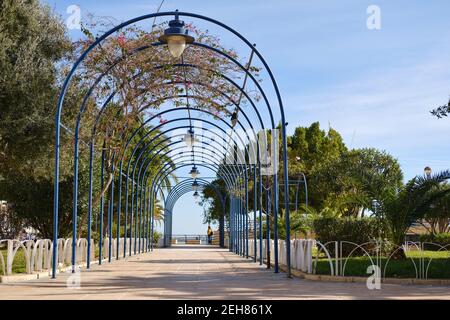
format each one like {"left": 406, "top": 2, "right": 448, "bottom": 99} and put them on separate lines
{"left": 314, "top": 251, "right": 450, "bottom": 279}
{"left": 0, "top": 249, "right": 27, "bottom": 274}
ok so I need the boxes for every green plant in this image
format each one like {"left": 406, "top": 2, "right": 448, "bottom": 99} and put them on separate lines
{"left": 380, "top": 170, "right": 450, "bottom": 252}
{"left": 419, "top": 233, "right": 450, "bottom": 250}
{"left": 312, "top": 216, "right": 387, "bottom": 255}
{"left": 152, "top": 231, "right": 161, "bottom": 244}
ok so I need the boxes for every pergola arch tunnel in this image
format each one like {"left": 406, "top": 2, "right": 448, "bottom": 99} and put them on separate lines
{"left": 53, "top": 10, "right": 291, "bottom": 279}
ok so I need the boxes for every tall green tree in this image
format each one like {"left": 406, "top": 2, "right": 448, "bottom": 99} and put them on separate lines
{"left": 0, "top": 0, "right": 74, "bottom": 237}
{"left": 380, "top": 170, "right": 450, "bottom": 253}
{"left": 314, "top": 148, "right": 403, "bottom": 216}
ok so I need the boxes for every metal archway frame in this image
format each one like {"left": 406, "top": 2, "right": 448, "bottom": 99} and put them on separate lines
{"left": 162, "top": 178, "right": 227, "bottom": 248}
{"left": 53, "top": 10, "right": 291, "bottom": 279}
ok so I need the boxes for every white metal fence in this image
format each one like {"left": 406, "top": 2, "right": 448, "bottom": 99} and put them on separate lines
{"left": 0, "top": 237, "right": 151, "bottom": 276}
{"left": 248, "top": 239, "right": 450, "bottom": 279}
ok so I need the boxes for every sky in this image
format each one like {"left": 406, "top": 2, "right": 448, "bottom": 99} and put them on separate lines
{"left": 43, "top": 0, "right": 450, "bottom": 234}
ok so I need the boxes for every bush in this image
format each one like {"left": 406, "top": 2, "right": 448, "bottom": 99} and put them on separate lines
{"left": 419, "top": 233, "right": 450, "bottom": 250}
{"left": 312, "top": 217, "right": 387, "bottom": 256}
{"left": 152, "top": 231, "right": 161, "bottom": 244}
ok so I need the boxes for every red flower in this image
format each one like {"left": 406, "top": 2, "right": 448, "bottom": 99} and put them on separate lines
{"left": 117, "top": 34, "right": 126, "bottom": 48}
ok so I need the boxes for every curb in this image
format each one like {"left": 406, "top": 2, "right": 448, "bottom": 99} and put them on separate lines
{"left": 266, "top": 259, "right": 450, "bottom": 286}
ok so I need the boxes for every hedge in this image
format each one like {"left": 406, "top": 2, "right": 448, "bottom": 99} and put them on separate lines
{"left": 312, "top": 217, "right": 387, "bottom": 256}
{"left": 419, "top": 233, "right": 450, "bottom": 251}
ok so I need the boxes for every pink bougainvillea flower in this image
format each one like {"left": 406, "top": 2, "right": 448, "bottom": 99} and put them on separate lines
{"left": 117, "top": 34, "right": 127, "bottom": 47}
{"left": 185, "top": 23, "right": 195, "bottom": 32}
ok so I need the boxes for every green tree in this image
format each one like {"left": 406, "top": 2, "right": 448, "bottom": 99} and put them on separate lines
{"left": 287, "top": 122, "right": 347, "bottom": 211}
{"left": 430, "top": 98, "right": 450, "bottom": 119}
{"left": 200, "top": 179, "right": 228, "bottom": 225}
{"left": 420, "top": 184, "right": 450, "bottom": 234}
{"left": 380, "top": 170, "right": 450, "bottom": 256}
{"left": 314, "top": 148, "right": 403, "bottom": 217}
{"left": 0, "top": 0, "right": 74, "bottom": 237}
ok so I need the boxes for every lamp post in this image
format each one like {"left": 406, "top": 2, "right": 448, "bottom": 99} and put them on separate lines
{"left": 192, "top": 179, "right": 199, "bottom": 191}
{"left": 158, "top": 11, "right": 195, "bottom": 58}
{"left": 230, "top": 111, "right": 238, "bottom": 127}
{"left": 189, "top": 166, "right": 200, "bottom": 179}
{"left": 193, "top": 191, "right": 200, "bottom": 200}
{"left": 294, "top": 156, "right": 308, "bottom": 210}
{"left": 424, "top": 166, "right": 432, "bottom": 179}
{"left": 183, "top": 129, "right": 196, "bottom": 148}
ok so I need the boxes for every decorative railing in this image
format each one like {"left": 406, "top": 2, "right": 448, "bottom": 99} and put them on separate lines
{"left": 0, "top": 237, "right": 151, "bottom": 276}
{"left": 248, "top": 239, "right": 450, "bottom": 280}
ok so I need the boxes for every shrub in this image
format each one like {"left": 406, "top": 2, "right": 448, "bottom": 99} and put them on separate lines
{"left": 152, "top": 231, "right": 161, "bottom": 244}
{"left": 312, "top": 217, "right": 387, "bottom": 256}
{"left": 419, "top": 233, "right": 450, "bottom": 250}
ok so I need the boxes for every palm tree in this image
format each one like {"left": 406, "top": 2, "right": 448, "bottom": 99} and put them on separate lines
{"left": 419, "top": 183, "right": 450, "bottom": 234}
{"left": 152, "top": 199, "right": 165, "bottom": 226}
{"left": 379, "top": 169, "right": 450, "bottom": 257}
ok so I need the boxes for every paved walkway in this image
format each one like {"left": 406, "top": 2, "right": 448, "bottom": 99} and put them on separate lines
{"left": 0, "top": 245, "right": 449, "bottom": 300}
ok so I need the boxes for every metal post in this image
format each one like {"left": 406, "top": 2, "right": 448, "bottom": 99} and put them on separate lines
{"left": 116, "top": 162, "right": 123, "bottom": 259}
{"left": 245, "top": 169, "right": 249, "bottom": 259}
{"left": 266, "top": 186, "right": 271, "bottom": 269}
{"left": 219, "top": 206, "right": 225, "bottom": 248}
{"left": 134, "top": 181, "right": 139, "bottom": 254}
{"left": 229, "top": 197, "right": 233, "bottom": 251}
{"left": 282, "top": 125, "right": 292, "bottom": 278}
{"left": 71, "top": 135, "right": 80, "bottom": 273}
{"left": 259, "top": 164, "right": 263, "bottom": 265}
{"left": 108, "top": 165, "right": 114, "bottom": 262}
{"left": 86, "top": 142, "right": 94, "bottom": 268}
{"left": 150, "top": 191, "right": 154, "bottom": 251}
{"left": 129, "top": 175, "right": 135, "bottom": 256}
{"left": 253, "top": 164, "right": 257, "bottom": 262}
{"left": 99, "top": 145, "right": 106, "bottom": 265}
{"left": 123, "top": 162, "right": 129, "bottom": 258}
{"left": 138, "top": 184, "right": 144, "bottom": 253}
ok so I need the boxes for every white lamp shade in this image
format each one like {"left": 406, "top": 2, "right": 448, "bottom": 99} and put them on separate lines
{"left": 184, "top": 131, "right": 196, "bottom": 148}
{"left": 191, "top": 171, "right": 199, "bottom": 179}
{"left": 167, "top": 35, "right": 187, "bottom": 58}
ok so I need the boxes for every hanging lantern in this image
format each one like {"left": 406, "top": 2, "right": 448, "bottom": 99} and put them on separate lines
{"left": 158, "top": 11, "right": 195, "bottom": 58}
{"left": 183, "top": 129, "right": 196, "bottom": 148}
{"left": 189, "top": 166, "right": 200, "bottom": 179}
{"left": 231, "top": 111, "right": 238, "bottom": 127}
{"left": 193, "top": 191, "right": 200, "bottom": 200}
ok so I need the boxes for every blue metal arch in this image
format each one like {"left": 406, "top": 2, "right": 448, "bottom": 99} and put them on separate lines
{"left": 53, "top": 10, "right": 291, "bottom": 279}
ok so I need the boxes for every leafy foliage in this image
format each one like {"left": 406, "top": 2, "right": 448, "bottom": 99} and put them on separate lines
{"left": 312, "top": 216, "right": 387, "bottom": 255}
{"left": 0, "top": 0, "right": 74, "bottom": 237}
{"left": 430, "top": 98, "right": 450, "bottom": 118}
{"left": 380, "top": 170, "right": 450, "bottom": 246}
{"left": 419, "top": 233, "right": 450, "bottom": 250}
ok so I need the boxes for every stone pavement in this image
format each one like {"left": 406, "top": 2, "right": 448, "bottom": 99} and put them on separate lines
{"left": 0, "top": 245, "right": 449, "bottom": 300}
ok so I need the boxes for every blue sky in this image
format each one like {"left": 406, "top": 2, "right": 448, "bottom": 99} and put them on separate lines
{"left": 43, "top": 0, "right": 450, "bottom": 234}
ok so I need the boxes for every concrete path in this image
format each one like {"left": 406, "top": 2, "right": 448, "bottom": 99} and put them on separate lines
{"left": 0, "top": 245, "right": 449, "bottom": 300}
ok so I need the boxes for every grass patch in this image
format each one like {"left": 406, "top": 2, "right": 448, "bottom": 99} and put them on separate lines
{"left": 314, "top": 251, "right": 450, "bottom": 279}
{"left": 1, "top": 249, "right": 27, "bottom": 274}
